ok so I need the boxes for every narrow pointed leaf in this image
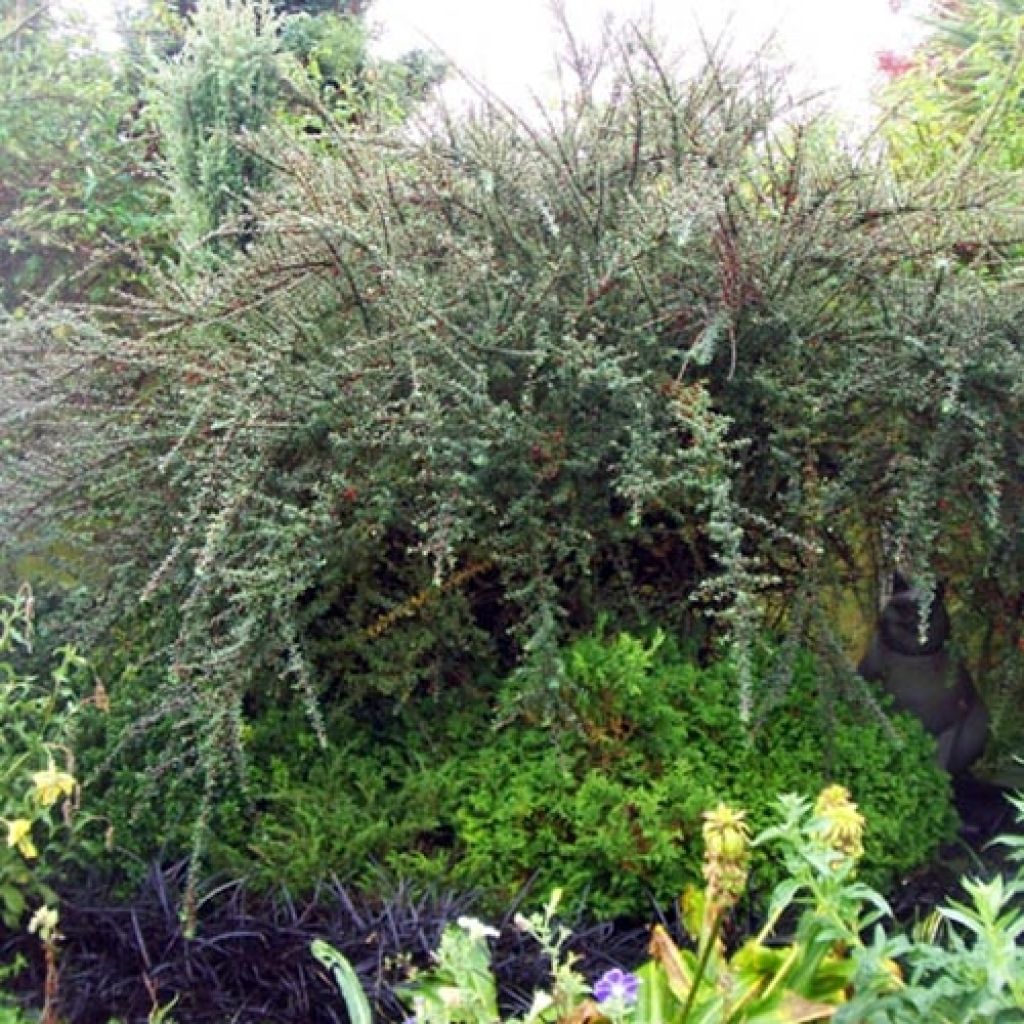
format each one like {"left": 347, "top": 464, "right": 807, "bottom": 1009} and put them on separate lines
{"left": 311, "top": 939, "right": 373, "bottom": 1024}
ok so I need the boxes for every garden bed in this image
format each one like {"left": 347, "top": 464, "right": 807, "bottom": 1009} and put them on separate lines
{"left": 2, "top": 775, "right": 1017, "bottom": 1024}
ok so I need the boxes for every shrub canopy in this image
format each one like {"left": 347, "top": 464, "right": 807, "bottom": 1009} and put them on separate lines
{"left": 1, "top": 12, "right": 1022, "bottom": 864}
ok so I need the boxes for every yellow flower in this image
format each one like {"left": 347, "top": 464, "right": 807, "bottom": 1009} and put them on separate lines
{"left": 6, "top": 818, "right": 38, "bottom": 860}
{"left": 815, "top": 784, "right": 853, "bottom": 812}
{"left": 31, "top": 761, "right": 76, "bottom": 808}
{"left": 702, "top": 805, "right": 750, "bottom": 863}
{"left": 702, "top": 805, "right": 751, "bottom": 913}
{"left": 815, "top": 785, "right": 865, "bottom": 862}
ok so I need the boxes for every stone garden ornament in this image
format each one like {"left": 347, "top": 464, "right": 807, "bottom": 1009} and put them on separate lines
{"left": 858, "top": 573, "right": 989, "bottom": 775}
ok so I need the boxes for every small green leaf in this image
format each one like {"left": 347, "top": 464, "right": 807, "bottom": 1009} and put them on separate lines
{"left": 0, "top": 884, "right": 25, "bottom": 925}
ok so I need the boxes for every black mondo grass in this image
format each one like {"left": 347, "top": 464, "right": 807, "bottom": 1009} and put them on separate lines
{"left": 0, "top": 865, "right": 660, "bottom": 1023}
{"left": 1, "top": 865, "right": 466, "bottom": 1023}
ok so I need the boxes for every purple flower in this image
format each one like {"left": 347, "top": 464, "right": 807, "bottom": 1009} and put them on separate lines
{"left": 593, "top": 967, "right": 640, "bottom": 1005}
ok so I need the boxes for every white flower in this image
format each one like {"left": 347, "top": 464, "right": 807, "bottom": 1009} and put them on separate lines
{"left": 456, "top": 915, "right": 500, "bottom": 941}
{"left": 439, "top": 985, "right": 465, "bottom": 1007}
{"left": 524, "top": 991, "right": 555, "bottom": 1021}
{"left": 28, "top": 906, "right": 60, "bottom": 944}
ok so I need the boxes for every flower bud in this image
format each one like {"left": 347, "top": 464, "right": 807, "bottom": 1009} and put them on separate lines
{"left": 815, "top": 785, "right": 865, "bottom": 862}
{"left": 701, "top": 805, "right": 750, "bottom": 912}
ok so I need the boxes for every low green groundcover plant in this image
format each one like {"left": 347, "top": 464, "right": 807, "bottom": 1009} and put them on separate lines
{"left": 316, "top": 787, "right": 1024, "bottom": 1023}
{"left": 439, "top": 630, "right": 952, "bottom": 914}
{"left": 146, "top": 627, "right": 955, "bottom": 917}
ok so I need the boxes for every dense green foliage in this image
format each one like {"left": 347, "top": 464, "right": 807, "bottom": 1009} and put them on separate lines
{"left": 86, "top": 628, "right": 952, "bottom": 917}
{"left": 434, "top": 632, "right": 951, "bottom": 915}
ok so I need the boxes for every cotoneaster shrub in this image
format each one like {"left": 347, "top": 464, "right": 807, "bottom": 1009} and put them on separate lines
{"left": 5, "top": 10, "right": 1020, "bottom": 903}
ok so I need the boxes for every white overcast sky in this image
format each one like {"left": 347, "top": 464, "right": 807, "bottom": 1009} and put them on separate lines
{"left": 57, "top": 0, "right": 931, "bottom": 118}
